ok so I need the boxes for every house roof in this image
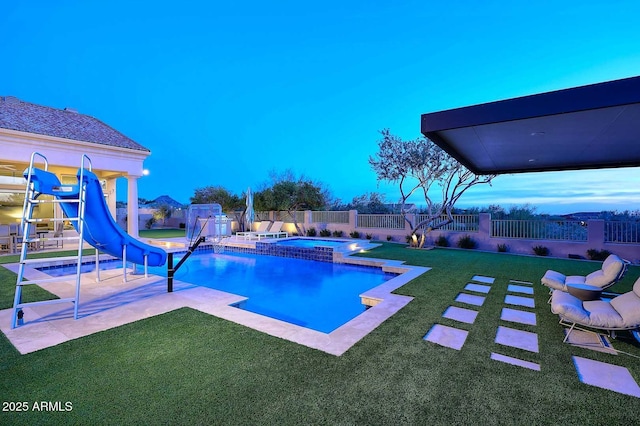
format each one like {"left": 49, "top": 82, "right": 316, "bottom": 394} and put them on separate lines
{"left": 420, "top": 76, "right": 640, "bottom": 175}
{"left": 0, "top": 96, "right": 150, "bottom": 152}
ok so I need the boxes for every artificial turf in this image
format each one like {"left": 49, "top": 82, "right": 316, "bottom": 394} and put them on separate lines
{"left": 0, "top": 244, "right": 639, "bottom": 424}
{"left": 139, "top": 228, "right": 186, "bottom": 239}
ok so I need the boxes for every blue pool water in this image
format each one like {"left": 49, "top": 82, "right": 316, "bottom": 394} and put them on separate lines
{"left": 38, "top": 252, "right": 393, "bottom": 333}
{"left": 275, "top": 238, "right": 349, "bottom": 248}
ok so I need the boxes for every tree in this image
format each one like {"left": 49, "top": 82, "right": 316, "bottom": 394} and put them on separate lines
{"left": 369, "top": 129, "right": 496, "bottom": 244}
{"left": 152, "top": 204, "right": 173, "bottom": 227}
{"left": 255, "top": 170, "right": 329, "bottom": 235}
{"left": 190, "top": 186, "right": 248, "bottom": 230}
{"left": 341, "top": 192, "right": 391, "bottom": 214}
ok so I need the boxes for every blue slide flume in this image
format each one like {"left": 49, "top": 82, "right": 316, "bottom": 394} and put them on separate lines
{"left": 27, "top": 167, "right": 167, "bottom": 266}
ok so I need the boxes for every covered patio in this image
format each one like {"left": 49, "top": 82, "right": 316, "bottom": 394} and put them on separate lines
{"left": 0, "top": 96, "right": 151, "bottom": 242}
{"left": 421, "top": 75, "right": 640, "bottom": 175}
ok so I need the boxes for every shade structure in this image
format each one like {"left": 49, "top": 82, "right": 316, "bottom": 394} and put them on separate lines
{"left": 421, "top": 76, "right": 640, "bottom": 175}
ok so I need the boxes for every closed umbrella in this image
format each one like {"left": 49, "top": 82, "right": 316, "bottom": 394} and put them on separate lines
{"left": 245, "top": 187, "right": 254, "bottom": 232}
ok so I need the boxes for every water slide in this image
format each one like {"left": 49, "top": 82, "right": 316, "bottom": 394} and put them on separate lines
{"left": 27, "top": 167, "right": 167, "bottom": 266}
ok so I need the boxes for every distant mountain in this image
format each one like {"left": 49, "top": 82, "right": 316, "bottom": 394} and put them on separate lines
{"left": 561, "top": 212, "right": 603, "bottom": 220}
{"left": 141, "top": 195, "right": 185, "bottom": 209}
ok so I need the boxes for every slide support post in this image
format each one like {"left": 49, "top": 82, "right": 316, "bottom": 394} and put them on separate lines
{"left": 167, "top": 252, "right": 174, "bottom": 293}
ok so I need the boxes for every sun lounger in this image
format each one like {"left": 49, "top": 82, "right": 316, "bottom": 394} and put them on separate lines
{"left": 253, "top": 221, "right": 288, "bottom": 240}
{"left": 541, "top": 254, "right": 628, "bottom": 292}
{"left": 236, "top": 221, "right": 271, "bottom": 240}
{"left": 550, "top": 276, "right": 640, "bottom": 343}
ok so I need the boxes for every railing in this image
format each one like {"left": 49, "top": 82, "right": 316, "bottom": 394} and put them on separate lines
{"left": 605, "top": 221, "right": 640, "bottom": 244}
{"left": 416, "top": 214, "right": 479, "bottom": 232}
{"left": 356, "top": 214, "right": 405, "bottom": 229}
{"left": 311, "top": 210, "right": 350, "bottom": 224}
{"left": 491, "top": 220, "right": 588, "bottom": 241}
{"left": 275, "top": 211, "right": 304, "bottom": 223}
{"left": 254, "top": 211, "right": 271, "bottom": 221}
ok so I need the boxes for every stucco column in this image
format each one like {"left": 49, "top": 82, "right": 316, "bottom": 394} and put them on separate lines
{"left": 127, "top": 175, "right": 141, "bottom": 237}
{"left": 587, "top": 219, "right": 605, "bottom": 250}
{"left": 106, "top": 178, "right": 117, "bottom": 219}
{"left": 349, "top": 210, "right": 357, "bottom": 229}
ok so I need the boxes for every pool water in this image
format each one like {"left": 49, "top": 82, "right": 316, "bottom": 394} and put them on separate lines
{"left": 38, "top": 252, "right": 394, "bottom": 333}
{"left": 275, "top": 238, "right": 349, "bottom": 248}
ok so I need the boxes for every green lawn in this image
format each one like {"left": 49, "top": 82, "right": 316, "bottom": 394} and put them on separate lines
{"left": 139, "top": 228, "right": 186, "bottom": 238}
{"left": 1, "top": 244, "right": 639, "bottom": 424}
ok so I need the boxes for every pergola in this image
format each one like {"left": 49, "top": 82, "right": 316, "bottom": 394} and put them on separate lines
{"left": 421, "top": 76, "right": 640, "bottom": 175}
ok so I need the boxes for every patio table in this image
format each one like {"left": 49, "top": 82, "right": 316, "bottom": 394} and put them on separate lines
{"left": 566, "top": 283, "right": 602, "bottom": 301}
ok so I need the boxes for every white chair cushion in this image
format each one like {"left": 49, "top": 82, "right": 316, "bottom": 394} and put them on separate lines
{"left": 585, "top": 255, "right": 623, "bottom": 288}
{"left": 582, "top": 300, "right": 625, "bottom": 328}
{"left": 551, "top": 290, "right": 590, "bottom": 323}
{"left": 610, "top": 291, "right": 640, "bottom": 328}
{"left": 541, "top": 270, "right": 568, "bottom": 290}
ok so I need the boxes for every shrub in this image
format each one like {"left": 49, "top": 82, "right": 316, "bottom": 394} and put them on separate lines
{"left": 319, "top": 229, "right": 331, "bottom": 237}
{"left": 350, "top": 231, "right": 361, "bottom": 239}
{"left": 435, "top": 235, "right": 449, "bottom": 247}
{"left": 586, "top": 248, "right": 611, "bottom": 261}
{"left": 386, "top": 235, "right": 393, "bottom": 242}
{"left": 179, "top": 222, "right": 186, "bottom": 229}
{"left": 533, "top": 245, "right": 550, "bottom": 256}
{"left": 306, "top": 227, "right": 317, "bottom": 237}
{"left": 497, "top": 243, "right": 509, "bottom": 253}
{"left": 365, "top": 233, "right": 373, "bottom": 240}
{"left": 457, "top": 234, "right": 477, "bottom": 249}
{"left": 332, "top": 230, "right": 344, "bottom": 238}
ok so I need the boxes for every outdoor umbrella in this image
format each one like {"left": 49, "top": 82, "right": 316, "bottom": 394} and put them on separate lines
{"left": 245, "top": 187, "right": 254, "bottom": 232}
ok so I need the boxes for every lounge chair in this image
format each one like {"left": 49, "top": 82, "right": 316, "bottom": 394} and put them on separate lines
{"left": 541, "top": 254, "right": 628, "bottom": 292}
{"left": 44, "top": 221, "right": 65, "bottom": 248}
{"left": 551, "top": 276, "right": 640, "bottom": 343}
{"left": 236, "top": 221, "right": 271, "bottom": 240}
{"left": 253, "top": 221, "right": 288, "bottom": 240}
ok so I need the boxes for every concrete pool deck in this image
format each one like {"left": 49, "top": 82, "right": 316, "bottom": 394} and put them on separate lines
{"left": 0, "top": 253, "right": 429, "bottom": 356}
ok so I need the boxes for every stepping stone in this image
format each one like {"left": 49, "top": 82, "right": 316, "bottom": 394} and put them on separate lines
{"left": 501, "top": 308, "right": 537, "bottom": 326}
{"left": 491, "top": 352, "right": 540, "bottom": 371}
{"left": 507, "top": 284, "right": 533, "bottom": 295}
{"left": 472, "top": 275, "right": 495, "bottom": 284}
{"left": 424, "top": 324, "right": 469, "bottom": 350}
{"left": 573, "top": 356, "right": 640, "bottom": 398}
{"left": 505, "top": 295, "right": 535, "bottom": 308}
{"left": 442, "top": 306, "right": 478, "bottom": 324}
{"left": 455, "top": 293, "right": 486, "bottom": 306}
{"left": 509, "top": 279, "right": 533, "bottom": 286}
{"left": 564, "top": 329, "right": 617, "bottom": 355}
{"left": 495, "top": 326, "right": 539, "bottom": 353}
{"left": 464, "top": 283, "right": 491, "bottom": 294}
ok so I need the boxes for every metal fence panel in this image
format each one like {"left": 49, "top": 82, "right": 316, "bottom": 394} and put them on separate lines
{"left": 356, "top": 214, "right": 405, "bottom": 229}
{"left": 311, "top": 211, "right": 350, "bottom": 224}
{"left": 605, "top": 221, "right": 640, "bottom": 243}
{"left": 416, "top": 214, "right": 479, "bottom": 232}
{"left": 491, "top": 220, "right": 587, "bottom": 241}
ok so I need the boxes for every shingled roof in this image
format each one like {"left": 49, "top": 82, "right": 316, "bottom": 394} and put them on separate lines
{"left": 0, "top": 96, "right": 150, "bottom": 152}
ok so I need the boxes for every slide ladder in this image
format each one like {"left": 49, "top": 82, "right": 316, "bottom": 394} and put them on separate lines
{"left": 11, "top": 152, "right": 89, "bottom": 328}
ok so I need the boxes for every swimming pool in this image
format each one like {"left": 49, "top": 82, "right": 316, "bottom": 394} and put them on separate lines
{"left": 38, "top": 251, "right": 394, "bottom": 333}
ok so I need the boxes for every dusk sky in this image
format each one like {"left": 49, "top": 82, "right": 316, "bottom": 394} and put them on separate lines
{"left": 3, "top": 1, "right": 640, "bottom": 214}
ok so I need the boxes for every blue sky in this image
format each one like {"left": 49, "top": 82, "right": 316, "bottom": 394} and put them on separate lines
{"left": 2, "top": 1, "right": 640, "bottom": 214}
